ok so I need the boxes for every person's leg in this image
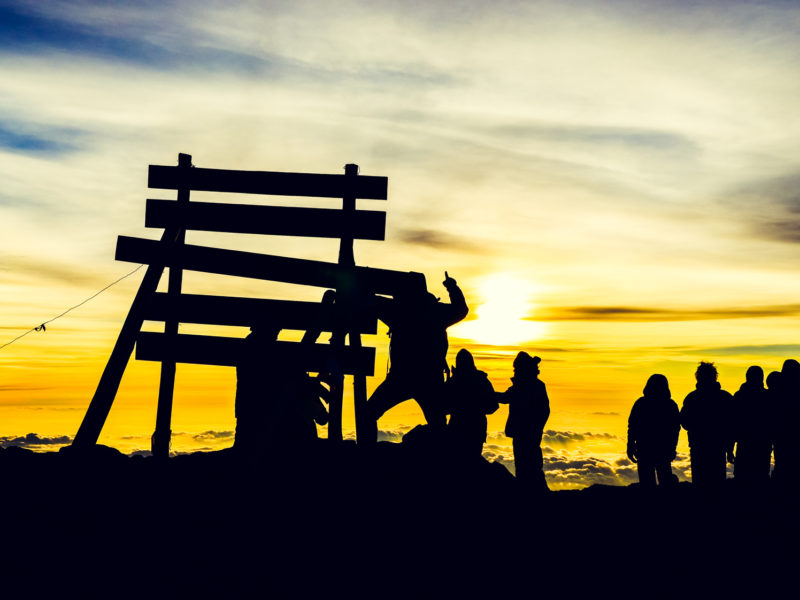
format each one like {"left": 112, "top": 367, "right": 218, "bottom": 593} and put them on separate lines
{"left": 637, "top": 458, "right": 656, "bottom": 488}
{"left": 414, "top": 374, "right": 447, "bottom": 429}
{"left": 512, "top": 437, "right": 527, "bottom": 483}
{"left": 532, "top": 442, "right": 548, "bottom": 492}
{"left": 364, "top": 373, "right": 410, "bottom": 443}
{"left": 655, "top": 460, "right": 674, "bottom": 487}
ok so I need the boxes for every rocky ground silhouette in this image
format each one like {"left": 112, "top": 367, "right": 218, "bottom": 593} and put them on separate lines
{"left": 0, "top": 429, "right": 796, "bottom": 598}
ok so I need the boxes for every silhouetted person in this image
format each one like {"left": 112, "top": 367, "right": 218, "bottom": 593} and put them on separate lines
{"left": 773, "top": 359, "right": 800, "bottom": 489}
{"left": 444, "top": 349, "right": 498, "bottom": 459}
{"left": 733, "top": 366, "right": 772, "bottom": 487}
{"left": 627, "top": 374, "right": 680, "bottom": 488}
{"left": 497, "top": 352, "right": 550, "bottom": 493}
{"left": 765, "top": 370, "right": 782, "bottom": 482}
{"left": 234, "top": 320, "right": 283, "bottom": 456}
{"left": 271, "top": 372, "right": 329, "bottom": 446}
{"left": 269, "top": 290, "right": 336, "bottom": 447}
{"left": 680, "top": 362, "right": 734, "bottom": 489}
{"left": 365, "top": 272, "right": 468, "bottom": 442}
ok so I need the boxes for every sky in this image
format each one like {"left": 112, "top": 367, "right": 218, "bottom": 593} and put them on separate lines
{"left": 1, "top": 0, "right": 799, "bottom": 489}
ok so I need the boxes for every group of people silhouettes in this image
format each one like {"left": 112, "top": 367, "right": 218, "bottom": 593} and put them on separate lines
{"left": 234, "top": 268, "right": 800, "bottom": 495}
{"left": 628, "top": 359, "right": 800, "bottom": 491}
{"left": 233, "top": 271, "right": 551, "bottom": 491}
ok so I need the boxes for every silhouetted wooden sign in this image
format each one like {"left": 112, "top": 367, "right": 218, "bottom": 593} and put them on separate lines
{"left": 145, "top": 199, "right": 386, "bottom": 240}
{"left": 148, "top": 164, "right": 388, "bottom": 199}
{"left": 135, "top": 332, "right": 376, "bottom": 375}
{"left": 116, "top": 236, "right": 422, "bottom": 295}
{"left": 74, "top": 154, "right": 413, "bottom": 456}
{"left": 142, "top": 292, "right": 378, "bottom": 333}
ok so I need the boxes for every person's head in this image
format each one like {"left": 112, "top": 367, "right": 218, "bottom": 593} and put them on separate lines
{"left": 455, "top": 348, "right": 476, "bottom": 372}
{"left": 643, "top": 374, "right": 670, "bottom": 399}
{"left": 745, "top": 365, "right": 764, "bottom": 387}
{"left": 695, "top": 361, "right": 718, "bottom": 385}
{"left": 781, "top": 359, "right": 800, "bottom": 379}
{"left": 766, "top": 370, "right": 782, "bottom": 391}
{"left": 513, "top": 351, "right": 541, "bottom": 378}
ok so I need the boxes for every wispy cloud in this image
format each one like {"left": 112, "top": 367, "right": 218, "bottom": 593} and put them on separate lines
{"left": 536, "top": 304, "right": 800, "bottom": 322}
{"left": 0, "top": 432, "right": 72, "bottom": 448}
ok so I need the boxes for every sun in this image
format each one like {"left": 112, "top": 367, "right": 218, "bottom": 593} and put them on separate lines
{"left": 451, "top": 273, "right": 547, "bottom": 346}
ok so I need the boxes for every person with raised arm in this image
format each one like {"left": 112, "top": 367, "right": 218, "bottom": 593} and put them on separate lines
{"left": 365, "top": 272, "right": 468, "bottom": 443}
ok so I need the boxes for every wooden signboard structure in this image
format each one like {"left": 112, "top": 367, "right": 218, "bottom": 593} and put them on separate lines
{"left": 72, "top": 153, "right": 425, "bottom": 456}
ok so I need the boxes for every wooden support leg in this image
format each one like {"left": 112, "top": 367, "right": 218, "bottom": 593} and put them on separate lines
{"left": 350, "top": 330, "right": 370, "bottom": 444}
{"left": 72, "top": 262, "right": 165, "bottom": 447}
{"left": 151, "top": 153, "right": 191, "bottom": 458}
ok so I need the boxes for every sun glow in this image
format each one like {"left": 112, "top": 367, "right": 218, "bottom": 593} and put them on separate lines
{"left": 452, "top": 274, "right": 547, "bottom": 346}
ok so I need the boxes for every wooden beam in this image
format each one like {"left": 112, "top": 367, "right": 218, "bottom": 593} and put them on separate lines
{"left": 142, "top": 292, "right": 377, "bottom": 334}
{"left": 145, "top": 199, "right": 386, "bottom": 240}
{"left": 116, "top": 235, "right": 426, "bottom": 296}
{"left": 135, "top": 332, "right": 376, "bottom": 376}
{"left": 72, "top": 262, "right": 166, "bottom": 447}
{"left": 148, "top": 165, "right": 388, "bottom": 200}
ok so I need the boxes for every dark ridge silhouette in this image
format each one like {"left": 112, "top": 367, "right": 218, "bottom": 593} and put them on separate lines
{"left": 497, "top": 351, "right": 550, "bottom": 493}
{"left": 627, "top": 374, "right": 680, "bottom": 487}
{"left": 0, "top": 443, "right": 797, "bottom": 597}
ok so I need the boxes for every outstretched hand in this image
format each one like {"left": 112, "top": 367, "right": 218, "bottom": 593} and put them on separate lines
{"left": 443, "top": 271, "right": 457, "bottom": 289}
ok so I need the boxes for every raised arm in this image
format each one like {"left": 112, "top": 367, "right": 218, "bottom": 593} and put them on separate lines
{"left": 441, "top": 271, "right": 469, "bottom": 327}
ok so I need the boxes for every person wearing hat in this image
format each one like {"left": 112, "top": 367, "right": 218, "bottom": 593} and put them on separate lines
{"left": 497, "top": 352, "right": 550, "bottom": 492}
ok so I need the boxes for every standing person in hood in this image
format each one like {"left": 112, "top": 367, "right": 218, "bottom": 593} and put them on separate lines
{"left": 627, "top": 374, "right": 680, "bottom": 488}
{"left": 733, "top": 366, "right": 772, "bottom": 487}
{"left": 444, "top": 348, "right": 498, "bottom": 460}
{"left": 680, "top": 362, "right": 735, "bottom": 489}
{"left": 497, "top": 352, "right": 550, "bottom": 493}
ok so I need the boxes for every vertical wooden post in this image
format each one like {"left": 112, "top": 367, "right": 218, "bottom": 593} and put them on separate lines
{"left": 151, "top": 153, "right": 191, "bottom": 458}
{"left": 339, "top": 163, "right": 370, "bottom": 444}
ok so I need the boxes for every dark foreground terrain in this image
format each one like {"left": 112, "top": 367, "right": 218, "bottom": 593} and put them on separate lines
{"left": 1, "top": 432, "right": 797, "bottom": 599}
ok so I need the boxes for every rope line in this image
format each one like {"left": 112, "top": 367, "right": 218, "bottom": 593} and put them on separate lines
{"left": 0, "top": 264, "right": 145, "bottom": 352}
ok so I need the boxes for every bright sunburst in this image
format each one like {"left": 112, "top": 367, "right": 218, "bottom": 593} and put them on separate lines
{"left": 451, "top": 273, "right": 547, "bottom": 346}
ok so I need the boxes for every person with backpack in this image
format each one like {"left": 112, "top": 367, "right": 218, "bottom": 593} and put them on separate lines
{"left": 444, "top": 348, "right": 498, "bottom": 459}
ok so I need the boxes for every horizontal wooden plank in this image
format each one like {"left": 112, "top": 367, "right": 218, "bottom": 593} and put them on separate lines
{"left": 148, "top": 165, "right": 387, "bottom": 200}
{"left": 116, "top": 236, "right": 426, "bottom": 296}
{"left": 135, "top": 332, "right": 375, "bottom": 376}
{"left": 142, "top": 292, "right": 377, "bottom": 334}
{"left": 145, "top": 199, "right": 385, "bottom": 240}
